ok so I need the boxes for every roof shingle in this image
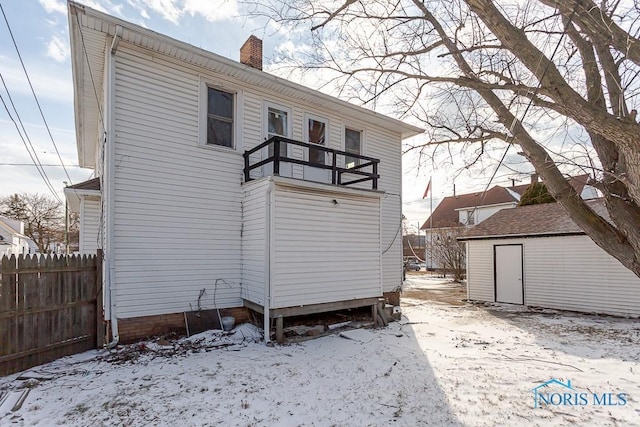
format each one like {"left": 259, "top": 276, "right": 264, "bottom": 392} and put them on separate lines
{"left": 458, "top": 199, "right": 608, "bottom": 240}
{"left": 420, "top": 174, "right": 591, "bottom": 230}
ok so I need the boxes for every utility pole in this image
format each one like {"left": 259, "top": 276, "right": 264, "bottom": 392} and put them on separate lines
{"left": 63, "top": 181, "right": 69, "bottom": 255}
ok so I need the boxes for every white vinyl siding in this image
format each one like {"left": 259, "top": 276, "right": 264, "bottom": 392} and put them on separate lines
{"left": 241, "top": 179, "right": 270, "bottom": 305}
{"left": 368, "top": 128, "right": 403, "bottom": 293}
{"left": 80, "top": 197, "right": 101, "bottom": 254}
{"left": 271, "top": 184, "right": 381, "bottom": 308}
{"left": 113, "top": 45, "right": 243, "bottom": 319}
{"left": 108, "top": 41, "right": 405, "bottom": 319}
{"left": 466, "top": 236, "right": 640, "bottom": 317}
{"left": 524, "top": 235, "right": 640, "bottom": 316}
{"left": 466, "top": 239, "right": 495, "bottom": 301}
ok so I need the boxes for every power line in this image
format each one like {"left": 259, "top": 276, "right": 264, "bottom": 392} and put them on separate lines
{"left": 0, "top": 72, "right": 61, "bottom": 200}
{"left": 0, "top": 92, "right": 62, "bottom": 202}
{"left": 0, "top": 163, "right": 83, "bottom": 167}
{"left": 0, "top": 1, "right": 73, "bottom": 184}
{"left": 470, "top": 6, "right": 578, "bottom": 216}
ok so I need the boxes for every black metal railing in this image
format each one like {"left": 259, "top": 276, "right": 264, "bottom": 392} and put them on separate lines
{"left": 243, "top": 136, "right": 380, "bottom": 190}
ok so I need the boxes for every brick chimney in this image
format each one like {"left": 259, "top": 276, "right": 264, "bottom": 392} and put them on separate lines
{"left": 240, "top": 36, "right": 262, "bottom": 70}
{"left": 530, "top": 173, "right": 539, "bottom": 184}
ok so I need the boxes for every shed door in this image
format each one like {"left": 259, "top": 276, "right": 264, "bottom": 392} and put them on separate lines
{"left": 494, "top": 244, "right": 523, "bottom": 304}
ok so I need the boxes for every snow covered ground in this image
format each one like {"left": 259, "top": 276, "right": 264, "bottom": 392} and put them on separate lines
{"left": 1, "top": 276, "right": 639, "bottom": 426}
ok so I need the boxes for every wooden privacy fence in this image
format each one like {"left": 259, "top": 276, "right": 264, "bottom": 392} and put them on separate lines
{"left": 0, "top": 252, "right": 103, "bottom": 376}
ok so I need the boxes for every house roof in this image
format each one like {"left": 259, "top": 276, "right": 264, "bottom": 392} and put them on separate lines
{"left": 68, "top": 2, "right": 424, "bottom": 168}
{"left": 420, "top": 174, "right": 592, "bottom": 229}
{"left": 0, "top": 217, "right": 33, "bottom": 245}
{"left": 421, "top": 185, "right": 518, "bottom": 229}
{"left": 509, "top": 174, "right": 589, "bottom": 196}
{"left": 458, "top": 199, "right": 608, "bottom": 240}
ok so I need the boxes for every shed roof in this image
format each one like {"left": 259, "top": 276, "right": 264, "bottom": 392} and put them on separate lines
{"left": 458, "top": 199, "right": 608, "bottom": 240}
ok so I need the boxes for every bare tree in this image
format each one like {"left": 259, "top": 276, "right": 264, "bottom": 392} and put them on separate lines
{"left": 431, "top": 227, "right": 466, "bottom": 281}
{"left": 0, "top": 193, "right": 64, "bottom": 253}
{"left": 258, "top": 0, "right": 640, "bottom": 278}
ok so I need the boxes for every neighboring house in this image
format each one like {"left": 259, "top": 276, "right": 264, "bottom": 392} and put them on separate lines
{"left": 458, "top": 200, "right": 640, "bottom": 317}
{"left": 420, "top": 174, "right": 596, "bottom": 269}
{"left": 65, "top": 3, "right": 422, "bottom": 344}
{"left": 0, "top": 217, "right": 37, "bottom": 256}
{"left": 64, "top": 177, "right": 101, "bottom": 254}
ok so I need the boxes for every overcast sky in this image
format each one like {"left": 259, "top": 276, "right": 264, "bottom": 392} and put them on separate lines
{"left": 0, "top": 0, "right": 528, "bottom": 231}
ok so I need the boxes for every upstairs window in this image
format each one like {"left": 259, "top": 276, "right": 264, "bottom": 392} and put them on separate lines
{"left": 267, "top": 106, "right": 288, "bottom": 158}
{"left": 307, "top": 117, "right": 327, "bottom": 165}
{"left": 466, "top": 211, "right": 475, "bottom": 225}
{"left": 206, "top": 87, "right": 234, "bottom": 148}
{"left": 344, "top": 128, "right": 362, "bottom": 168}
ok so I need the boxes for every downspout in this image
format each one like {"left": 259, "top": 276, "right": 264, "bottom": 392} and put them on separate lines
{"left": 379, "top": 195, "right": 383, "bottom": 296}
{"left": 106, "top": 25, "right": 122, "bottom": 348}
{"left": 264, "top": 179, "right": 274, "bottom": 344}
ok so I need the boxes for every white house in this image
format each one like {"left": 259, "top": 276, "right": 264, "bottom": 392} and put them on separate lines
{"left": 0, "top": 217, "right": 36, "bottom": 256}
{"left": 64, "top": 177, "right": 101, "bottom": 254}
{"left": 65, "top": 2, "right": 422, "bottom": 344}
{"left": 420, "top": 174, "right": 596, "bottom": 270}
{"left": 458, "top": 200, "right": 640, "bottom": 317}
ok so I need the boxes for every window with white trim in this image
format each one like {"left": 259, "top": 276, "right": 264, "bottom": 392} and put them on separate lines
{"left": 307, "top": 116, "right": 327, "bottom": 165}
{"left": 205, "top": 87, "right": 234, "bottom": 148}
{"left": 267, "top": 106, "right": 288, "bottom": 158}
{"left": 344, "top": 127, "right": 362, "bottom": 168}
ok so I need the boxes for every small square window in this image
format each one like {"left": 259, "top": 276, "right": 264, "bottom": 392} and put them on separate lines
{"left": 206, "top": 87, "right": 234, "bottom": 148}
{"left": 466, "top": 211, "right": 475, "bottom": 225}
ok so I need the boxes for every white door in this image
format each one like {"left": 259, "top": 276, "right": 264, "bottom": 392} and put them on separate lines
{"left": 494, "top": 244, "right": 523, "bottom": 304}
{"left": 303, "top": 114, "right": 331, "bottom": 183}
{"left": 262, "top": 103, "right": 292, "bottom": 178}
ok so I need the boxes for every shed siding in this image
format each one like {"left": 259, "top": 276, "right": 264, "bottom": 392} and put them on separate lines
{"left": 110, "top": 42, "right": 404, "bottom": 319}
{"left": 80, "top": 197, "right": 101, "bottom": 254}
{"left": 524, "top": 235, "right": 640, "bottom": 316}
{"left": 466, "top": 236, "right": 640, "bottom": 317}
{"left": 241, "top": 179, "right": 270, "bottom": 305}
{"left": 271, "top": 185, "right": 381, "bottom": 308}
{"left": 466, "top": 240, "right": 495, "bottom": 301}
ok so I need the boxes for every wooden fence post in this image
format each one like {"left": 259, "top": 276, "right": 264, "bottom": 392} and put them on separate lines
{"left": 96, "top": 250, "right": 104, "bottom": 348}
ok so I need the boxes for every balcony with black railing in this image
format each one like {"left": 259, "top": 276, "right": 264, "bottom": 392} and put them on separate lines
{"left": 243, "top": 136, "right": 380, "bottom": 190}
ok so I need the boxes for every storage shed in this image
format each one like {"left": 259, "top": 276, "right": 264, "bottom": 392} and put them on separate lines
{"left": 458, "top": 200, "right": 640, "bottom": 317}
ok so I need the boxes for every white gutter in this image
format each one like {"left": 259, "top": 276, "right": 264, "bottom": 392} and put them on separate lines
{"left": 263, "top": 179, "right": 274, "bottom": 344}
{"left": 105, "top": 26, "right": 122, "bottom": 349}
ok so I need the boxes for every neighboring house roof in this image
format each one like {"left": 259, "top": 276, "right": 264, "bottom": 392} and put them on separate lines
{"left": 68, "top": 2, "right": 424, "bottom": 168}
{"left": 458, "top": 199, "right": 608, "bottom": 240}
{"left": 421, "top": 174, "right": 592, "bottom": 229}
{"left": 421, "top": 185, "right": 518, "bottom": 229}
{"left": 64, "top": 177, "right": 102, "bottom": 213}
{"left": 67, "top": 177, "right": 101, "bottom": 191}
{"left": 0, "top": 217, "right": 36, "bottom": 252}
